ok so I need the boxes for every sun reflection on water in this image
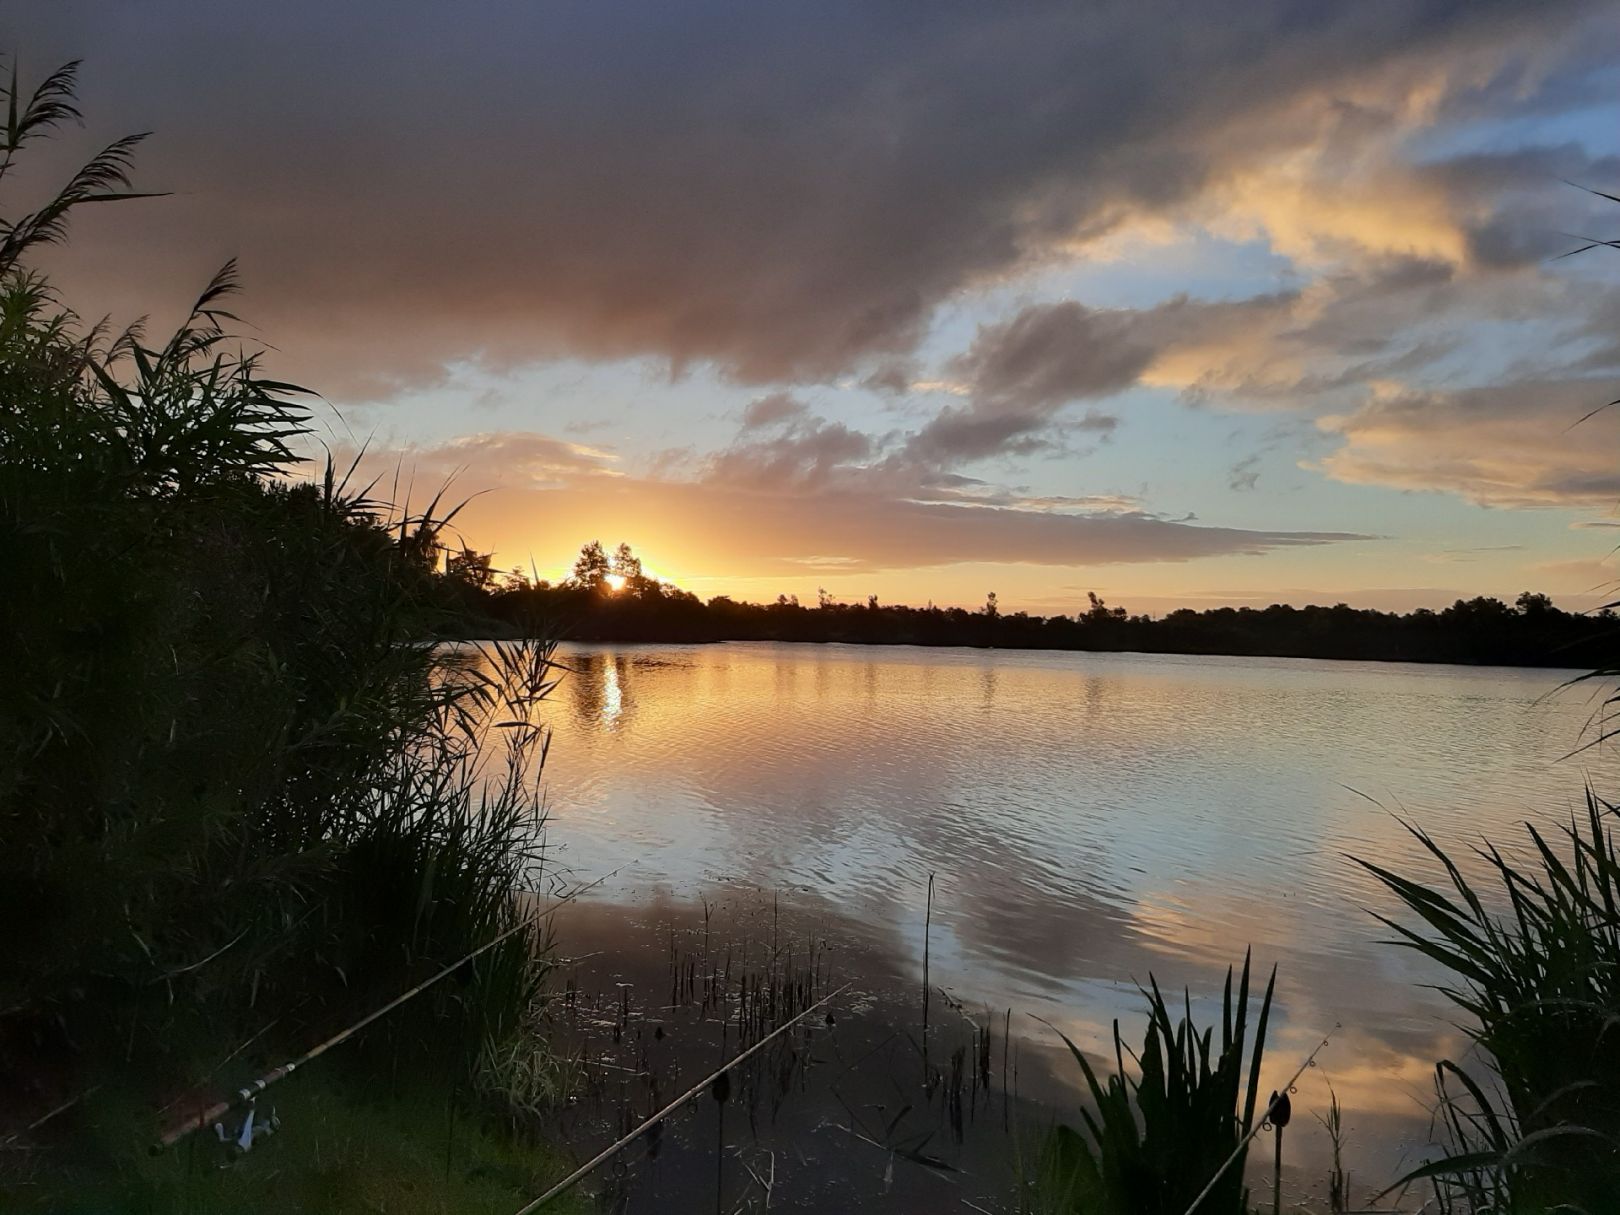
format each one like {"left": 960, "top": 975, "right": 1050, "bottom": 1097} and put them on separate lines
{"left": 601, "top": 657, "right": 623, "bottom": 727}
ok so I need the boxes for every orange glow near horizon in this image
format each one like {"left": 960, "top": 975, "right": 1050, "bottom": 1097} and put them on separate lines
{"left": 438, "top": 487, "right": 1610, "bottom": 619}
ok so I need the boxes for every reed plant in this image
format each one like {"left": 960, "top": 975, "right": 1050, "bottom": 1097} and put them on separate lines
{"left": 1023, "top": 952, "right": 1275, "bottom": 1215}
{"left": 0, "top": 54, "right": 559, "bottom": 1127}
{"left": 1358, "top": 790, "right": 1620, "bottom": 1210}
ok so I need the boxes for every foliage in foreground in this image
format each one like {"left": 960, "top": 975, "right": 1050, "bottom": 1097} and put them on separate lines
{"left": 0, "top": 53, "right": 559, "bottom": 1162}
{"left": 1024, "top": 953, "right": 1275, "bottom": 1215}
{"left": 1359, "top": 792, "right": 1620, "bottom": 1211}
{"left": 4, "top": 1072, "right": 587, "bottom": 1215}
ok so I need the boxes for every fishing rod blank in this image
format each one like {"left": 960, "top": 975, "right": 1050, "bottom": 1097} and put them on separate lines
{"left": 151, "top": 872, "right": 614, "bottom": 1154}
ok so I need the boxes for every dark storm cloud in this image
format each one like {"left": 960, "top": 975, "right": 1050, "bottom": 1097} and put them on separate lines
{"left": 5, "top": 0, "right": 1606, "bottom": 399}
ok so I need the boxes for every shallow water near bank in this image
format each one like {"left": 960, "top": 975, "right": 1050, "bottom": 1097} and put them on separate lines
{"left": 501, "top": 641, "right": 1620, "bottom": 1209}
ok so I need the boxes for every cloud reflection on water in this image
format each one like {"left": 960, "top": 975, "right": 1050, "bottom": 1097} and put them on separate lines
{"left": 511, "top": 641, "right": 1618, "bottom": 1202}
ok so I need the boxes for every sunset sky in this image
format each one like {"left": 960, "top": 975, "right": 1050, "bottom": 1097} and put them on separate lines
{"left": 10, "top": 2, "right": 1620, "bottom": 613}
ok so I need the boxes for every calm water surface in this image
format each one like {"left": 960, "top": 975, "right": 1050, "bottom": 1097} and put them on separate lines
{"left": 514, "top": 641, "right": 1620, "bottom": 1208}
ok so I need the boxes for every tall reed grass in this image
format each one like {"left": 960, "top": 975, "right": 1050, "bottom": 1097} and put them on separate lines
{"left": 1024, "top": 953, "right": 1275, "bottom": 1215}
{"left": 1359, "top": 790, "right": 1620, "bottom": 1210}
{"left": 0, "top": 56, "right": 558, "bottom": 1118}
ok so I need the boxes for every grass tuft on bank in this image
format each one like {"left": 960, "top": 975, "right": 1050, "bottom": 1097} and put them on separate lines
{"left": 6, "top": 1073, "right": 586, "bottom": 1215}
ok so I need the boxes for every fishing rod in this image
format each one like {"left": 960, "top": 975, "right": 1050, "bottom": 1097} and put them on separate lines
{"left": 150, "top": 868, "right": 618, "bottom": 1155}
{"left": 512, "top": 981, "right": 852, "bottom": 1213}
{"left": 1180, "top": 1021, "right": 1340, "bottom": 1215}
{"left": 0, "top": 1086, "right": 101, "bottom": 1150}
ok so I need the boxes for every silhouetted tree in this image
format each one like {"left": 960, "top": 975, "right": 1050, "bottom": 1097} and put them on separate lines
{"left": 568, "top": 540, "right": 610, "bottom": 590}
{"left": 612, "top": 541, "right": 643, "bottom": 589}
{"left": 1083, "top": 591, "right": 1126, "bottom": 622}
{"left": 446, "top": 546, "right": 494, "bottom": 590}
{"left": 1517, "top": 591, "right": 1555, "bottom": 617}
{"left": 486, "top": 567, "right": 1616, "bottom": 668}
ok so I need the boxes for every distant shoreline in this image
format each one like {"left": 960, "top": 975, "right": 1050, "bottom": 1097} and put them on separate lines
{"left": 459, "top": 612, "right": 1610, "bottom": 671}
{"left": 438, "top": 549, "right": 1620, "bottom": 674}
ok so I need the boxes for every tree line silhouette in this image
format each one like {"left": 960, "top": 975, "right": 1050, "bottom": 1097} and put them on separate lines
{"left": 468, "top": 542, "right": 1619, "bottom": 668}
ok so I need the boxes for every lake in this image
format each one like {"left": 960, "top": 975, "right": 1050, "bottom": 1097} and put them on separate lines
{"left": 513, "top": 641, "right": 1619, "bottom": 1210}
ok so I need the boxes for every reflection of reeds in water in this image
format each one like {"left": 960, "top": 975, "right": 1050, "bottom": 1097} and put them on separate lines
{"left": 659, "top": 924, "right": 828, "bottom": 1050}
{"left": 553, "top": 909, "right": 830, "bottom": 1160}
{"left": 551, "top": 889, "right": 1045, "bottom": 1210}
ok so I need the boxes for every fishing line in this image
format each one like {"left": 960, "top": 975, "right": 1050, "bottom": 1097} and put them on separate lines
{"left": 150, "top": 866, "right": 621, "bottom": 1154}
{"left": 512, "top": 982, "right": 851, "bottom": 1213}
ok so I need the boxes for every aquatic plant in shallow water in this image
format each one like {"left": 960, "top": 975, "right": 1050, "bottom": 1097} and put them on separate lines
{"left": 1025, "top": 951, "right": 1275, "bottom": 1215}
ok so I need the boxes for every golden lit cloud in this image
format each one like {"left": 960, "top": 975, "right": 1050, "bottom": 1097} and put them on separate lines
{"left": 1315, "top": 379, "right": 1620, "bottom": 508}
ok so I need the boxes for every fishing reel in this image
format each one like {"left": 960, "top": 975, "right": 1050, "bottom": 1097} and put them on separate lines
{"left": 213, "top": 1098, "right": 282, "bottom": 1158}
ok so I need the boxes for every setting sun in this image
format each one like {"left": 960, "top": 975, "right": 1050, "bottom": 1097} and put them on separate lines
{"left": 604, "top": 572, "right": 627, "bottom": 592}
